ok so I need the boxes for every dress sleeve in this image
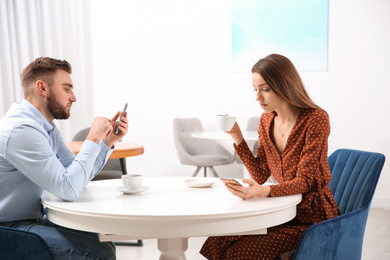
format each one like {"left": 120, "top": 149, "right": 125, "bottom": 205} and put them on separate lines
{"left": 269, "top": 112, "right": 330, "bottom": 197}
{"left": 234, "top": 138, "right": 271, "bottom": 184}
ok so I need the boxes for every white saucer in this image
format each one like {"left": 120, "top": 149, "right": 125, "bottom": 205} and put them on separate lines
{"left": 184, "top": 178, "right": 216, "bottom": 188}
{"left": 116, "top": 186, "right": 148, "bottom": 194}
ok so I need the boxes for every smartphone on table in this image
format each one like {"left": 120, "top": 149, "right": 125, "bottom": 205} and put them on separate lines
{"left": 220, "top": 178, "right": 243, "bottom": 187}
{"left": 115, "top": 102, "right": 128, "bottom": 134}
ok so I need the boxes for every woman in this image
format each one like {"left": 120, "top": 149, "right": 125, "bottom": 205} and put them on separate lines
{"left": 200, "top": 54, "right": 340, "bottom": 260}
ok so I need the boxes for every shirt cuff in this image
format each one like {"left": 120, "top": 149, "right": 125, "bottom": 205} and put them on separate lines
{"left": 98, "top": 140, "right": 114, "bottom": 161}
{"left": 99, "top": 140, "right": 114, "bottom": 152}
{"left": 80, "top": 139, "right": 101, "bottom": 155}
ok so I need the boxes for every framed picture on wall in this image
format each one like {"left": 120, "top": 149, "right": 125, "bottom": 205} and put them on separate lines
{"left": 232, "top": 0, "right": 329, "bottom": 72}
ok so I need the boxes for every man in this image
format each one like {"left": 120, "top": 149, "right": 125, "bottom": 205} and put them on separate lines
{"left": 0, "top": 57, "right": 127, "bottom": 259}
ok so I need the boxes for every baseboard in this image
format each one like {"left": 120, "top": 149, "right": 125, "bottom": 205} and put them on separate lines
{"left": 371, "top": 197, "right": 390, "bottom": 210}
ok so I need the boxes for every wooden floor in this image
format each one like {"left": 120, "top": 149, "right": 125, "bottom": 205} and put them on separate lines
{"left": 116, "top": 207, "right": 390, "bottom": 260}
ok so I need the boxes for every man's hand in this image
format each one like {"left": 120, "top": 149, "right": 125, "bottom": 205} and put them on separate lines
{"left": 86, "top": 117, "right": 114, "bottom": 144}
{"left": 103, "top": 111, "right": 129, "bottom": 147}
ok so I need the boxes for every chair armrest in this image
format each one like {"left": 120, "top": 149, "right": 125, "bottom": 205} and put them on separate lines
{"left": 293, "top": 207, "right": 369, "bottom": 260}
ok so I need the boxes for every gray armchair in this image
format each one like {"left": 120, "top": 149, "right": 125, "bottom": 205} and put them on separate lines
{"left": 173, "top": 118, "right": 235, "bottom": 177}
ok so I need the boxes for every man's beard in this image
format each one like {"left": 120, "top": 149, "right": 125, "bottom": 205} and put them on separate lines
{"left": 47, "top": 95, "right": 70, "bottom": 120}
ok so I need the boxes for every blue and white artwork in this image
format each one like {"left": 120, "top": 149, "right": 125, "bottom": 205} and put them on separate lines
{"left": 232, "top": 0, "right": 329, "bottom": 72}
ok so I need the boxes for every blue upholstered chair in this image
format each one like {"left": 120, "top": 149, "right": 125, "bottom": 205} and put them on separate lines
{"left": 293, "top": 149, "right": 386, "bottom": 260}
{"left": 0, "top": 226, "right": 52, "bottom": 260}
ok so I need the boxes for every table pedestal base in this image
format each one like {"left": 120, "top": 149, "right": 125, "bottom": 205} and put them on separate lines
{"left": 158, "top": 238, "right": 188, "bottom": 260}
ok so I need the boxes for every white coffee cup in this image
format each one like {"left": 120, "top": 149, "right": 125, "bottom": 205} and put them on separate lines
{"left": 216, "top": 114, "right": 236, "bottom": 131}
{"left": 122, "top": 174, "right": 143, "bottom": 190}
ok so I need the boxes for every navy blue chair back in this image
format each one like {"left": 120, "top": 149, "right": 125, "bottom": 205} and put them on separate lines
{"left": 328, "top": 149, "right": 385, "bottom": 214}
{"left": 0, "top": 226, "right": 52, "bottom": 260}
{"left": 293, "top": 149, "right": 385, "bottom": 260}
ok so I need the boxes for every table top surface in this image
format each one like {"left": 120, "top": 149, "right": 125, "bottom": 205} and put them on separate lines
{"left": 42, "top": 177, "right": 299, "bottom": 218}
{"left": 66, "top": 141, "right": 144, "bottom": 159}
{"left": 41, "top": 178, "right": 301, "bottom": 239}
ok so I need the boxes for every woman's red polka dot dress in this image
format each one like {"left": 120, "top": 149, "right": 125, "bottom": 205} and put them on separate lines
{"left": 200, "top": 109, "right": 340, "bottom": 260}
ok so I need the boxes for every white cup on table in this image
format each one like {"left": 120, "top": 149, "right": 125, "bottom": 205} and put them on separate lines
{"left": 122, "top": 174, "right": 143, "bottom": 191}
{"left": 216, "top": 114, "right": 236, "bottom": 131}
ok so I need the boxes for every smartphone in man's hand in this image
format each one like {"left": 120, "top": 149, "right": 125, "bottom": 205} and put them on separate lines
{"left": 115, "top": 102, "right": 128, "bottom": 134}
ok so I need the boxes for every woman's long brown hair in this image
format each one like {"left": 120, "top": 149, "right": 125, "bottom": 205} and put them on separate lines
{"left": 251, "top": 54, "right": 323, "bottom": 111}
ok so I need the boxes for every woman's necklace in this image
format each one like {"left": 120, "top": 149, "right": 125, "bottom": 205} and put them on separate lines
{"left": 278, "top": 120, "right": 293, "bottom": 138}
{"left": 277, "top": 107, "right": 300, "bottom": 138}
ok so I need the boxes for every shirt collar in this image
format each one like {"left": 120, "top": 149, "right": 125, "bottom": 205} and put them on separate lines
{"left": 21, "top": 99, "right": 56, "bottom": 134}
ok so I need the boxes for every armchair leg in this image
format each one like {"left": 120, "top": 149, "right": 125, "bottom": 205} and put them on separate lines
{"left": 193, "top": 166, "right": 219, "bottom": 177}
{"left": 192, "top": 167, "right": 202, "bottom": 177}
{"left": 209, "top": 167, "right": 219, "bottom": 177}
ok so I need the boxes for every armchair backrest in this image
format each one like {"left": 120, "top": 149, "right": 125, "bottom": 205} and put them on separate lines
{"left": 293, "top": 149, "right": 385, "bottom": 260}
{"left": 173, "top": 118, "right": 204, "bottom": 163}
{"left": 328, "top": 149, "right": 385, "bottom": 214}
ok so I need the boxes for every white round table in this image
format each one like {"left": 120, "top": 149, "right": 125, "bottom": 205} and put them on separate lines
{"left": 41, "top": 177, "right": 301, "bottom": 260}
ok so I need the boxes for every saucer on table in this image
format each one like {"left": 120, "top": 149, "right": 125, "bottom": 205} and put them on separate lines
{"left": 184, "top": 178, "right": 216, "bottom": 188}
{"left": 116, "top": 186, "right": 148, "bottom": 194}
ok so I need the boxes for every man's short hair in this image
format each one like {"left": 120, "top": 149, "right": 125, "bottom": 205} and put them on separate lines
{"left": 20, "top": 57, "right": 72, "bottom": 97}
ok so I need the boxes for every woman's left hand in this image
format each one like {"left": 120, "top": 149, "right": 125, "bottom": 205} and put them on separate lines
{"left": 225, "top": 178, "right": 271, "bottom": 200}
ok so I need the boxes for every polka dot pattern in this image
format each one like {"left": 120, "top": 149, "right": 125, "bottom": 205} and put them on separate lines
{"left": 200, "top": 225, "right": 308, "bottom": 260}
{"left": 200, "top": 109, "right": 340, "bottom": 259}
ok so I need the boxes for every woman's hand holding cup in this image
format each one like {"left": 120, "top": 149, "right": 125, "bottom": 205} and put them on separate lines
{"left": 216, "top": 115, "right": 244, "bottom": 146}
{"left": 226, "top": 122, "right": 244, "bottom": 146}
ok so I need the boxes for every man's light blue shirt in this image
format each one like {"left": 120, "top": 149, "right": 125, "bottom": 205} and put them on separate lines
{"left": 0, "top": 99, "right": 113, "bottom": 222}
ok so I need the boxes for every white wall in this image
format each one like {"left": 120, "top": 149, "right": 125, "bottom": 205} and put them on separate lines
{"left": 86, "top": 0, "right": 390, "bottom": 208}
